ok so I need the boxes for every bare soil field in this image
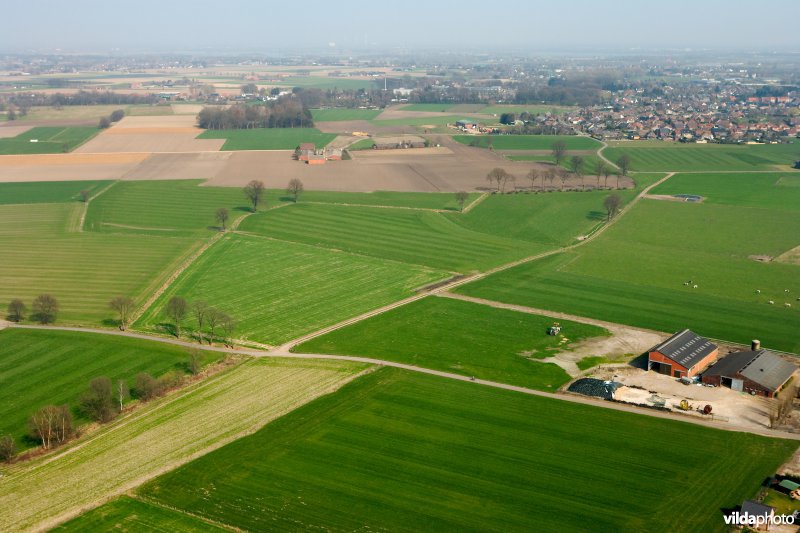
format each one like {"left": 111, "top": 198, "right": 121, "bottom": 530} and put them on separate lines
{"left": 124, "top": 152, "right": 233, "bottom": 180}
{"left": 0, "top": 153, "right": 147, "bottom": 182}
{"left": 775, "top": 245, "right": 800, "bottom": 266}
{"left": 75, "top": 116, "right": 222, "bottom": 153}
{"left": 0, "top": 125, "right": 33, "bottom": 138}
{"left": 171, "top": 104, "right": 204, "bottom": 115}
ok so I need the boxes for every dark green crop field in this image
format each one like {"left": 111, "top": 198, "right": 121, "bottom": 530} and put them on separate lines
{"left": 0, "top": 180, "right": 111, "bottom": 205}
{"left": 0, "top": 127, "right": 99, "bottom": 154}
{"left": 197, "top": 128, "right": 336, "bottom": 150}
{"left": 454, "top": 134, "right": 601, "bottom": 150}
{"left": 296, "top": 296, "right": 608, "bottom": 391}
{"left": 127, "top": 368, "right": 795, "bottom": 532}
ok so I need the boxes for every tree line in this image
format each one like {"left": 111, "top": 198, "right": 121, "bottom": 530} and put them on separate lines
{"left": 197, "top": 97, "right": 313, "bottom": 130}
{"left": 98, "top": 108, "right": 126, "bottom": 129}
{"left": 2, "top": 90, "right": 158, "bottom": 112}
{"left": 0, "top": 351, "right": 205, "bottom": 463}
{"left": 164, "top": 296, "right": 236, "bottom": 346}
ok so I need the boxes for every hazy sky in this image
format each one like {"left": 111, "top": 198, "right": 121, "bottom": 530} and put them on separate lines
{"left": 3, "top": 0, "right": 800, "bottom": 53}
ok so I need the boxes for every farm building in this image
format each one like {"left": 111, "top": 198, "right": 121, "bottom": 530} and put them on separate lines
{"left": 456, "top": 119, "right": 479, "bottom": 130}
{"left": 702, "top": 348, "right": 797, "bottom": 398}
{"left": 307, "top": 154, "right": 326, "bottom": 165}
{"left": 738, "top": 500, "right": 775, "bottom": 530}
{"left": 648, "top": 329, "right": 718, "bottom": 378}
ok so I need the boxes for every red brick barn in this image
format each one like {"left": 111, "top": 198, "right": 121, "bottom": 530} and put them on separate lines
{"left": 702, "top": 349, "right": 797, "bottom": 398}
{"left": 648, "top": 329, "right": 718, "bottom": 379}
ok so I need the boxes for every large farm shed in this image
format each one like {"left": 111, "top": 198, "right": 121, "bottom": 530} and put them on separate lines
{"left": 648, "top": 329, "right": 718, "bottom": 378}
{"left": 702, "top": 349, "right": 797, "bottom": 398}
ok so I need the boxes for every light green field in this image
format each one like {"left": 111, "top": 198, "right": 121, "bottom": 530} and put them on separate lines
{"left": 0, "top": 203, "right": 198, "bottom": 325}
{"left": 650, "top": 172, "right": 800, "bottom": 211}
{"left": 0, "top": 328, "right": 221, "bottom": 447}
{"left": 0, "top": 358, "right": 368, "bottom": 532}
{"left": 297, "top": 296, "right": 609, "bottom": 390}
{"left": 0, "top": 180, "right": 111, "bottom": 205}
{"left": 136, "top": 234, "right": 446, "bottom": 345}
{"left": 397, "top": 103, "right": 459, "bottom": 112}
{"left": 505, "top": 153, "right": 607, "bottom": 174}
{"left": 603, "top": 141, "right": 800, "bottom": 172}
{"left": 299, "top": 189, "right": 481, "bottom": 210}
{"left": 481, "top": 104, "right": 576, "bottom": 115}
{"left": 0, "top": 126, "right": 99, "bottom": 154}
{"left": 454, "top": 134, "right": 601, "bottom": 150}
{"left": 239, "top": 202, "right": 543, "bottom": 272}
{"left": 310, "top": 108, "right": 382, "bottom": 121}
{"left": 123, "top": 368, "right": 796, "bottom": 532}
{"left": 84, "top": 180, "right": 251, "bottom": 236}
{"left": 197, "top": 128, "right": 336, "bottom": 150}
{"left": 459, "top": 199, "right": 800, "bottom": 353}
{"left": 346, "top": 137, "right": 376, "bottom": 150}
{"left": 272, "top": 77, "right": 378, "bottom": 91}
{"left": 372, "top": 115, "right": 471, "bottom": 127}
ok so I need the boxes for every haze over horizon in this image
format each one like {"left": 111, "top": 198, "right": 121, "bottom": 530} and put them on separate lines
{"left": 3, "top": 0, "right": 800, "bottom": 54}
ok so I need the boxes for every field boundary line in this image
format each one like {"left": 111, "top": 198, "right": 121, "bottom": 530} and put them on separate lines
{"left": 461, "top": 192, "right": 489, "bottom": 213}
{"left": 11, "top": 323, "right": 799, "bottom": 441}
{"left": 300, "top": 200, "right": 453, "bottom": 213}
{"left": 78, "top": 180, "right": 118, "bottom": 233}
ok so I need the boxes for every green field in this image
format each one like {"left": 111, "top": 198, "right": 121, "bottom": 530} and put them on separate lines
{"left": 196, "top": 128, "right": 336, "bottom": 150}
{"left": 310, "top": 108, "right": 382, "bottom": 121}
{"left": 0, "top": 328, "right": 221, "bottom": 447}
{"left": 123, "top": 368, "right": 796, "bottom": 532}
{"left": 447, "top": 188, "right": 635, "bottom": 244}
{"left": 136, "top": 234, "right": 446, "bottom": 345}
{"left": 0, "top": 126, "right": 99, "bottom": 154}
{"left": 480, "top": 104, "right": 576, "bottom": 116}
{"left": 505, "top": 153, "right": 608, "bottom": 175}
{"left": 397, "top": 103, "right": 459, "bottom": 112}
{"left": 0, "top": 202, "right": 198, "bottom": 325}
{"left": 458, "top": 198, "right": 800, "bottom": 353}
{"left": 454, "top": 134, "right": 601, "bottom": 151}
{"left": 84, "top": 180, "right": 250, "bottom": 235}
{"left": 0, "top": 358, "right": 367, "bottom": 531}
{"left": 650, "top": 172, "right": 800, "bottom": 211}
{"left": 0, "top": 180, "right": 111, "bottom": 205}
{"left": 297, "top": 296, "right": 608, "bottom": 390}
{"left": 299, "top": 189, "right": 481, "bottom": 210}
{"left": 239, "top": 202, "right": 543, "bottom": 272}
{"left": 273, "top": 77, "right": 378, "bottom": 91}
{"left": 372, "top": 114, "right": 471, "bottom": 127}
{"left": 55, "top": 496, "right": 225, "bottom": 532}
{"left": 346, "top": 137, "right": 377, "bottom": 150}
{"left": 603, "top": 141, "right": 800, "bottom": 172}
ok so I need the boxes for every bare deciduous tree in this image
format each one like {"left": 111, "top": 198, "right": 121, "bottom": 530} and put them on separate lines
{"left": 7, "top": 299, "right": 26, "bottom": 322}
{"left": 165, "top": 296, "right": 188, "bottom": 338}
{"left": 215, "top": 207, "right": 229, "bottom": 230}
{"left": 29, "top": 405, "right": 72, "bottom": 449}
{"left": 603, "top": 165, "right": 613, "bottom": 189}
{"left": 570, "top": 155, "right": 584, "bottom": 190}
{"left": 187, "top": 349, "right": 202, "bottom": 375}
{"left": 0, "top": 434, "right": 15, "bottom": 462}
{"left": 79, "top": 189, "right": 91, "bottom": 203}
{"left": 134, "top": 373, "right": 159, "bottom": 401}
{"left": 455, "top": 191, "right": 469, "bottom": 212}
{"left": 221, "top": 313, "right": 236, "bottom": 347}
{"left": 191, "top": 300, "right": 210, "bottom": 343}
{"left": 558, "top": 168, "right": 568, "bottom": 191}
{"left": 243, "top": 180, "right": 265, "bottom": 212}
{"left": 616, "top": 154, "right": 631, "bottom": 177}
{"left": 486, "top": 168, "right": 509, "bottom": 191}
{"left": 594, "top": 161, "right": 606, "bottom": 189}
{"left": 551, "top": 140, "right": 567, "bottom": 167}
{"left": 286, "top": 178, "right": 304, "bottom": 203}
{"left": 206, "top": 307, "right": 223, "bottom": 344}
{"left": 32, "top": 294, "right": 58, "bottom": 324}
{"left": 80, "top": 376, "right": 116, "bottom": 423}
{"left": 604, "top": 193, "right": 622, "bottom": 221}
{"left": 109, "top": 296, "right": 135, "bottom": 330}
{"left": 117, "top": 379, "right": 129, "bottom": 412}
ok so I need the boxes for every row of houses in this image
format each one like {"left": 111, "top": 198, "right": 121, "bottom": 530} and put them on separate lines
{"left": 648, "top": 329, "right": 797, "bottom": 398}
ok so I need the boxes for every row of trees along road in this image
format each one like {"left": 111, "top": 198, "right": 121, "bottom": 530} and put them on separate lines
{"left": 164, "top": 296, "right": 236, "bottom": 346}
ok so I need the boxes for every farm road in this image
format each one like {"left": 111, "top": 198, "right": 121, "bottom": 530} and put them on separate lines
{"left": 8, "top": 322, "right": 800, "bottom": 441}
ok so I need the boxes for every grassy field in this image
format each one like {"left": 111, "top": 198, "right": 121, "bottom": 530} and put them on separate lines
{"left": 299, "top": 189, "right": 481, "bottom": 210}
{"left": 272, "top": 77, "right": 378, "bottom": 91}
{"left": 454, "top": 134, "right": 601, "bottom": 150}
{"left": 0, "top": 328, "right": 221, "bottom": 447}
{"left": 196, "top": 128, "right": 336, "bottom": 150}
{"left": 650, "top": 172, "right": 800, "bottom": 211}
{"left": 136, "top": 234, "right": 446, "bottom": 345}
{"left": 310, "top": 108, "right": 382, "bottom": 121}
{"left": 397, "top": 103, "right": 458, "bottom": 112}
{"left": 126, "top": 368, "right": 796, "bottom": 532}
{"left": 0, "top": 203, "right": 198, "bottom": 325}
{"left": 446, "top": 188, "right": 636, "bottom": 245}
{"left": 458, "top": 199, "right": 800, "bottom": 353}
{"left": 347, "top": 137, "right": 377, "bottom": 150}
{"left": 84, "top": 180, "right": 251, "bottom": 236}
{"left": 603, "top": 141, "right": 800, "bottom": 172}
{"left": 372, "top": 114, "right": 471, "bottom": 127}
{"left": 0, "top": 126, "right": 99, "bottom": 154}
{"left": 0, "top": 180, "right": 111, "bottom": 205}
{"left": 0, "top": 358, "right": 368, "bottom": 532}
{"left": 239, "top": 202, "right": 544, "bottom": 272}
{"left": 481, "top": 104, "right": 576, "bottom": 115}
{"left": 297, "top": 296, "right": 609, "bottom": 390}
{"left": 505, "top": 153, "right": 608, "bottom": 174}
{"left": 55, "top": 496, "right": 226, "bottom": 532}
